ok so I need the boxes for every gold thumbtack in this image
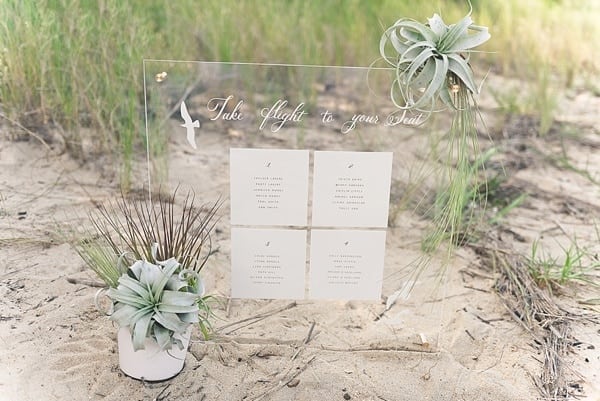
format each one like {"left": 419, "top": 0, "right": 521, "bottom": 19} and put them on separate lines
{"left": 155, "top": 71, "right": 168, "bottom": 82}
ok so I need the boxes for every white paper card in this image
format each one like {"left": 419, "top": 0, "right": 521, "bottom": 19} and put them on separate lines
{"left": 309, "top": 229, "right": 386, "bottom": 300}
{"left": 312, "top": 151, "right": 393, "bottom": 228}
{"left": 230, "top": 148, "right": 310, "bottom": 226}
{"left": 231, "top": 228, "right": 307, "bottom": 299}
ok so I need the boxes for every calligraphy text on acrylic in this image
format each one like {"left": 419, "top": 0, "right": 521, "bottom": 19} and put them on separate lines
{"left": 204, "top": 95, "right": 423, "bottom": 134}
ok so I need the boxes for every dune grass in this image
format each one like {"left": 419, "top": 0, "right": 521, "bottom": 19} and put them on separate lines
{"left": 0, "top": 1, "right": 152, "bottom": 188}
{"left": 0, "top": 0, "right": 598, "bottom": 188}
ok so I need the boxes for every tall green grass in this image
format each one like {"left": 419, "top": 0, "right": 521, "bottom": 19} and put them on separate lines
{"left": 0, "top": 1, "right": 152, "bottom": 188}
{"left": 0, "top": 0, "right": 598, "bottom": 186}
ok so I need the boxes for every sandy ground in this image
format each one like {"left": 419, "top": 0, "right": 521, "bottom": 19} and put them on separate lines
{"left": 1, "top": 75, "right": 599, "bottom": 400}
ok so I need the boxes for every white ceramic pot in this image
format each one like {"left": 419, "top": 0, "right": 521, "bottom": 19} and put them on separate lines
{"left": 117, "top": 326, "right": 192, "bottom": 381}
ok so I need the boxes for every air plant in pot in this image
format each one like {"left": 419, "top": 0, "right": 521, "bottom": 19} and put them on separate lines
{"left": 379, "top": 3, "right": 490, "bottom": 261}
{"left": 75, "top": 189, "right": 220, "bottom": 381}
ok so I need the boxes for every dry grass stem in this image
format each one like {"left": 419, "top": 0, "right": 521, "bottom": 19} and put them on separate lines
{"left": 90, "top": 189, "right": 221, "bottom": 273}
{"left": 478, "top": 245, "right": 585, "bottom": 401}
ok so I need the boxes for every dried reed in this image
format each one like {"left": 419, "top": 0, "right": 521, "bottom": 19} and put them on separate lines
{"left": 90, "top": 189, "right": 221, "bottom": 273}
{"left": 479, "top": 246, "right": 580, "bottom": 400}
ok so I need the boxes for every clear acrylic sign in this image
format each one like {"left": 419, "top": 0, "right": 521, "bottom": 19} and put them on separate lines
{"left": 141, "top": 61, "right": 440, "bottom": 301}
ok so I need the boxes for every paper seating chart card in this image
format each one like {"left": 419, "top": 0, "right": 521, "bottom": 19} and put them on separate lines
{"left": 229, "top": 148, "right": 391, "bottom": 300}
{"left": 312, "top": 151, "right": 393, "bottom": 228}
{"left": 230, "top": 148, "right": 310, "bottom": 226}
{"left": 309, "top": 229, "right": 386, "bottom": 300}
{"left": 230, "top": 227, "right": 307, "bottom": 299}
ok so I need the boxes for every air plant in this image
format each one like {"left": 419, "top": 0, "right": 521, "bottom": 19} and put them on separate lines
{"left": 77, "top": 189, "right": 221, "bottom": 348}
{"left": 380, "top": 4, "right": 491, "bottom": 256}
{"left": 379, "top": 7, "right": 490, "bottom": 113}
{"left": 107, "top": 247, "right": 205, "bottom": 351}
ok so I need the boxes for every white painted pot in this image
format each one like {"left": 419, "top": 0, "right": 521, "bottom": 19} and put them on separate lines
{"left": 117, "top": 326, "right": 192, "bottom": 381}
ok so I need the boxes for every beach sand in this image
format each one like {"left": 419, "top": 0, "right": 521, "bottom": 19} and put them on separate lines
{"left": 1, "top": 75, "right": 598, "bottom": 401}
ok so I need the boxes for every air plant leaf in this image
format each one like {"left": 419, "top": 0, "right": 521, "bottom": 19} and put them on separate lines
{"left": 116, "top": 274, "right": 151, "bottom": 299}
{"left": 110, "top": 303, "right": 141, "bottom": 327}
{"left": 153, "top": 310, "right": 190, "bottom": 334}
{"left": 427, "top": 13, "right": 448, "bottom": 37}
{"left": 138, "top": 261, "right": 162, "bottom": 288}
{"left": 437, "top": 15, "right": 473, "bottom": 53}
{"left": 439, "top": 84, "right": 455, "bottom": 110}
{"left": 159, "top": 290, "right": 200, "bottom": 312}
{"left": 447, "top": 54, "right": 478, "bottom": 94}
{"left": 127, "top": 260, "right": 144, "bottom": 280}
{"left": 414, "top": 56, "right": 448, "bottom": 110}
{"left": 150, "top": 258, "right": 180, "bottom": 296}
{"left": 411, "top": 59, "right": 436, "bottom": 91}
{"left": 405, "top": 48, "right": 435, "bottom": 85}
{"left": 132, "top": 312, "right": 153, "bottom": 351}
{"left": 388, "top": 29, "right": 409, "bottom": 56}
{"left": 107, "top": 287, "right": 148, "bottom": 309}
{"left": 448, "top": 24, "right": 491, "bottom": 52}
{"left": 399, "top": 20, "right": 438, "bottom": 43}
{"left": 178, "top": 312, "right": 200, "bottom": 323}
{"left": 166, "top": 276, "right": 189, "bottom": 291}
{"left": 157, "top": 304, "right": 200, "bottom": 314}
{"left": 154, "top": 324, "right": 172, "bottom": 350}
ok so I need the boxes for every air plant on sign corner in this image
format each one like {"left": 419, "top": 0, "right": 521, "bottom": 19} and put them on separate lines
{"left": 379, "top": 3, "right": 491, "bottom": 260}
{"left": 379, "top": 7, "right": 490, "bottom": 113}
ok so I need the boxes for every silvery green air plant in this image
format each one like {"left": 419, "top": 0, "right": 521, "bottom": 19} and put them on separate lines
{"left": 380, "top": 9, "right": 491, "bottom": 251}
{"left": 107, "top": 245, "right": 205, "bottom": 351}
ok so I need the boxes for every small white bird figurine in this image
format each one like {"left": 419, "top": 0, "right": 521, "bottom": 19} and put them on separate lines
{"left": 180, "top": 100, "right": 199, "bottom": 149}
